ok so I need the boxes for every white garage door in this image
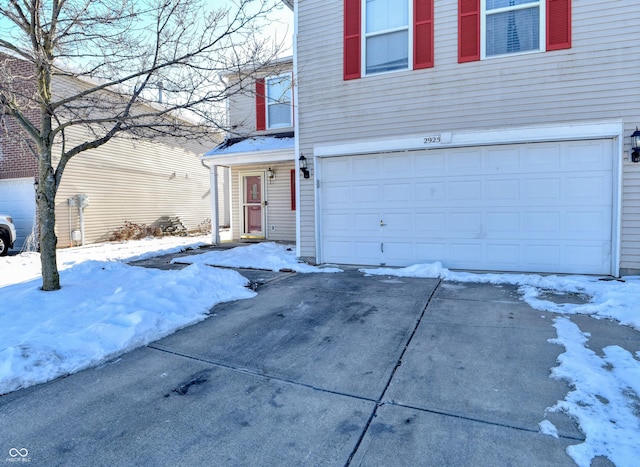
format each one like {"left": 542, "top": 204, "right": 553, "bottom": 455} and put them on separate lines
{"left": 0, "top": 178, "right": 36, "bottom": 251}
{"left": 319, "top": 140, "right": 614, "bottom": 274}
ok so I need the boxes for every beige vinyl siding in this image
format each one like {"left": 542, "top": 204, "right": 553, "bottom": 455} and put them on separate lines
{"left": 296, "top": 0, "right": 640, "bottom": 271}
{"left": 229, "top": 162, "right": 295, "bottom": 243}
{"left": 54, "top": 127, "right": 211, "bottom": 247}
{"left": 226, "top": 60, "right": 295, "bottom": 137}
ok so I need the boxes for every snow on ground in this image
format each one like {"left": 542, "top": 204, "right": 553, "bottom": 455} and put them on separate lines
{"left": 0, "top": 235, "right": 212, "bottom": 288}
{"left": 361, "top": 262, "right": 640, "bottom": 467}
{"left": 1, "top": 241, "right": 639, "bottom": 466}
{"left": 172, "top": 241, "right": 343, "bottom": 273}
{"left": 548, "top": 318, "right": 640, "bottom": 467}
{"left": 361, "top": 262, "right": 640, "bottom": 331}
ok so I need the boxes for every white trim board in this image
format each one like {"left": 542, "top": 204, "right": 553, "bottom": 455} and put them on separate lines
{"left": 313, "top": 121, "right": 625, "bottom": 158}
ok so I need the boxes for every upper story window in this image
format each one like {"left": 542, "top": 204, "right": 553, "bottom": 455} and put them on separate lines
{"left": 483, "top": 0, "right": 543, "bottom": 58}
{"left": 255, "top": 72, "right": 293, "bottom": 131}
{"left": 364, "top": 0, "right": 410, "bottom": 74}
{"left": 344, "top": 0, "right": 433, "bottom": 80}
{"left": 459, "top": 0, "right": 570, "bottom": 63}
{"left": 266, "top": 73, "right": 292, "bottom": 129}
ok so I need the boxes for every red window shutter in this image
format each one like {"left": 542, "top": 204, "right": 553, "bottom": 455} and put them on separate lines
{"left": 546, "top": 0, "right": 571, "bottom": 51}
{"left": 290, "top": 169, "right": 296, "bottom": 210}
{"left": 255, "top": 78, "right": 266, "bottom": 131}
{"left": 414, "top": 0, "right": 434, "bottom": 69}
{"left": 458, "top": 0, "right": 480, "bottom": 63}
{"left": 344, "top": 0, "right": 361, "bottom": 80}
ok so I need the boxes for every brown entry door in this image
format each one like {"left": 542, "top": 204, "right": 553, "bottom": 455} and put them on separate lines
{"left": 242, "top": 174, "right": 264, "bottom": 238}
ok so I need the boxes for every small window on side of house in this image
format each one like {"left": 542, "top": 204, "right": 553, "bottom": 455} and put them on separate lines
{"left": 266, "top": 74, "right": 293, "bottom": 129}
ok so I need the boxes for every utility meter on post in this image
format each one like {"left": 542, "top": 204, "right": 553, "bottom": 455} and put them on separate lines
{"left": 77, "top": 194, "right": 89, "bottom": 208}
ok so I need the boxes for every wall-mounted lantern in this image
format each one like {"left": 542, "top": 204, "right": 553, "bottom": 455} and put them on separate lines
{"left": 299, "top": 155, "right": 310, "bottom": 178}
{"left": 631, "top": 127, "right": 640, "bottom": 163}
{"left": 267, "top": 167, "right": 275, "bottom": 180}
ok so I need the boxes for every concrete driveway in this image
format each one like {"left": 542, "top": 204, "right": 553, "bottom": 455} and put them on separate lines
{"left": 1, "top": 265, "right": 635, "bottom": 465}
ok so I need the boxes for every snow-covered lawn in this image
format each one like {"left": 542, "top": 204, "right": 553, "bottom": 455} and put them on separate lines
{"left": 1, "top": 238, "right": 638, "bottom": 466}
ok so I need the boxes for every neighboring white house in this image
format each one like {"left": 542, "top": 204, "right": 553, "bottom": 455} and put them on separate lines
{"left": 289, "top": 0, "right": 640, "bottom": 276}
{"left": 0, "top": 52, "right": 220, "bottom": 250}
{"left": 203, "top": 57, "right": 296, "bottom": 244}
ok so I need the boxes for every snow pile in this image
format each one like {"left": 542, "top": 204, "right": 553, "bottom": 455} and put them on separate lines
{"left": 546, "top": 318, "right": 640, "bottom": 467}
{"left": 361, "top": 262, "right": 640, "bottom": 331}
{"left": 173, "top": 242, "right": 343, "bottom": 273}
{"left": 0, "top": 260, "right": 254, "bottom": 395}
{"left": 0, "top": 235, "right": 211, "bottom": 287}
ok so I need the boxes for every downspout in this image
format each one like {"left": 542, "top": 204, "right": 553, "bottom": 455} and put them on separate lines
{"left": 293, "top": 0, "right": 301, "bottom": 259}
{"left": 201, "top": 158, "right": 220, "bottom": 245}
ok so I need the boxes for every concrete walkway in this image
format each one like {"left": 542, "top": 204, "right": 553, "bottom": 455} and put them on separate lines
{"left": 1, "top": 266, "right": 636, "bottom": 466}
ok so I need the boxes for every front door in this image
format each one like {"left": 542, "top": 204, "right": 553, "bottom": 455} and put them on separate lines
{"left": 241, "top": 173, "right": 265, "bottom": 239}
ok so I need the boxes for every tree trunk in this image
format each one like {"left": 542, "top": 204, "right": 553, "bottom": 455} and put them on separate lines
{"left": 37, "top": 145, "right": 60, "bottom": 291}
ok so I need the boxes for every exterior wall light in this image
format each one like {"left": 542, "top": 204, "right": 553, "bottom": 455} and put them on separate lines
{"left": 299, "top": 155, "right": 310, "bottom": 178}
{"left": 267, "top": 167, "right": 275, "bottom": 180}
{"left": 631, "top": 127, "right": 640, "bottom": 163}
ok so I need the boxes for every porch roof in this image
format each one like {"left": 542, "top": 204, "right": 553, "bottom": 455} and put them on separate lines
{"left": 205, "top": 133, "right": 294, "bottom": 156}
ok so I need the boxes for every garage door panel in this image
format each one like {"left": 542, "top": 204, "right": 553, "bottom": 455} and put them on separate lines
{"left": 565, "top": 211, "right": 609, "bottom": 238}
{"left": 382, "top": 183, "right": 410, "bottom": 203}
{"left": 415, "top": 182, "right": 445, "bottom": 201}
{"left": 320, "top": 139, "right": 614, "bottom": 274}
{"left": 449, "top": 180, "right": 483, "bottom": 200}
{"left": 384, "top": 242, "right": 413, "bottom": 264}
{"left": 416, "top": 213, "right": 446, "bottom": 232}
{"left": 324, "top": 213, "right": 352, "bottom": 233}
{"left": 525, "top": 178, "right": 561, "bottom": 200}
{"left": 323, "top": 184, "right": 352, "bottom": 206}
{"left": 486, "top": 179, "right": 520, "bottom": 200}
{"left": 353, "top": 184, "right": 380, "bottom": 204}
{"left": 352, "top": 213, "right": 381, "bottom": 236}
{"left": 323, "top": 239, "right": 381, "bottom": 265}
{"left": 525, "top": 144, "right": 562, "bottom": 169}
{"left": 322, "top": 158, "right": 353, "bottom": 180}
{"left": 486, "top": 244, "right": 521, "bottom": 267}
{"left": 449, "top": 212, "right": 483, "bottom": 235}
{"left": 383, "top": 212, "right": 413, "bottom": 234}
{"left": 353, "top": 157, "right": 379, "bottom": 179}
{"left": 448, "top": 150, "right": 482, "bottom": 173}
{"left": 415, "top": 242, "right": 447, "bottom": 262}
{"left": 448, "top": 243, "right": 483, "bottom": 265}
{"left": 565, "top": 244, "right": 610, "bottom": 270}
{"left": 525, "top": 212, "right": 562, "bottom": 235}
{"left": 415, "top": 153, "right": 445, "bottom": 173}
{"left": 383, "top": 154, "right": 411, "bottom": 177}
{"left": 567, "top": 141, "right": 610, "bottom": 168}
{"left": 486, "top": 212, "right": 521, "bottom": 234}
{"left": 487, "top": 146, "right": 521, "bottom": 170}
{"left": 565, "top": 176, "right": 607, "bottom": 200}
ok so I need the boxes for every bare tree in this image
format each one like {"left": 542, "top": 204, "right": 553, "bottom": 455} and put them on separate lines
{"left": 0, "top": 0, "right": 286, "bottom": 291}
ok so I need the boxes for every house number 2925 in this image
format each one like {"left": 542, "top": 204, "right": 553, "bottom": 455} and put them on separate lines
{"left": 423, "top": 136, "right": 441, "bottom": 144}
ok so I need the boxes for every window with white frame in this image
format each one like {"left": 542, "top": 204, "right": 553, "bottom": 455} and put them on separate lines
{"left": 364, "top": 0, "right": 411, "bottom": 75}
{"left": 483, "top": 0, "right": 544, "bottom": 58}
{"left": 266, "top": 73, "right": 292, "bottom": 129}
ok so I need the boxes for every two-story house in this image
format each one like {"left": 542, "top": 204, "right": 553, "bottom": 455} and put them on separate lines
{"left": 203, "top": 57, "right": 296, "bottom": 244}
{"left": 290, "top": 0, "right": 640, "bottom": 276}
